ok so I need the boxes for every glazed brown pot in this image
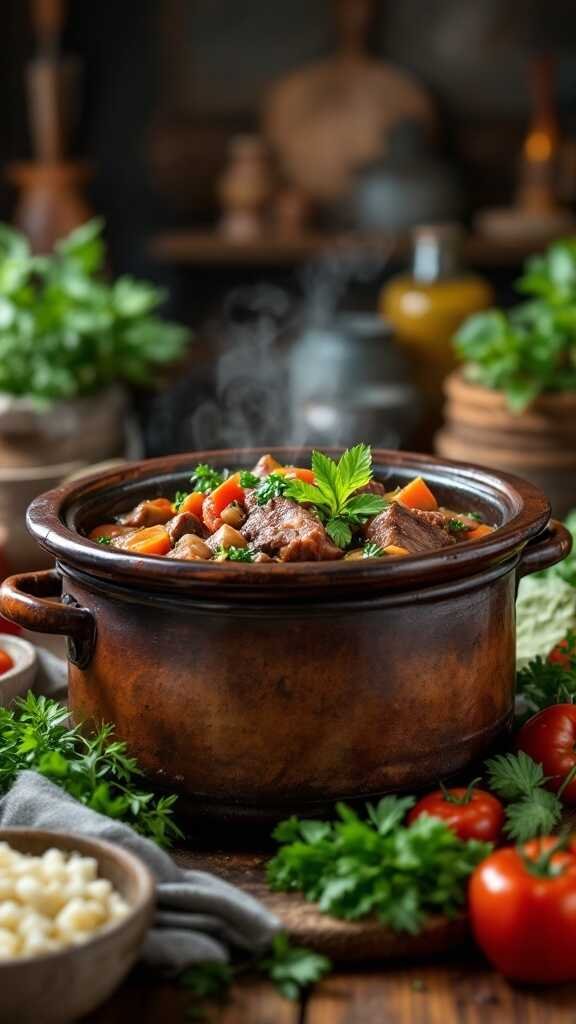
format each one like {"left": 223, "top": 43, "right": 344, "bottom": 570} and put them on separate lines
{"left": 0, "top": 448, "right": 571, "bottom": 822}
{"left": 436, "top": 370, "right": 576, "bottom": 517}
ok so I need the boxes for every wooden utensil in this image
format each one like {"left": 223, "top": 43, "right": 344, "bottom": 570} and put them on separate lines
{"left": 263, "top": 0, "right": 435, "bottom": 202}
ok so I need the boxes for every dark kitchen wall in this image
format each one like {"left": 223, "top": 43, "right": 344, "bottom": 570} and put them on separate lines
{"left": 2, "top": 0, "right": 576, "bottom": 273}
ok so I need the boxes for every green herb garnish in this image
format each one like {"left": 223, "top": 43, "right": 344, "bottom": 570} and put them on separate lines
{"left": 216, "top": 546, "right": 254, "bottom": 562}
{"left": 189, "top": 464, "right": 225, "bottom": 495}
{"left": 485, "top": 751, "right": 562, "bottom": 841}
{"left": 173, "top": 490, "right": 189, "bottom": 512}
{"left": 0, "top": 693, "right": 182, "bottom": 847}
{"left": 447, "top": 518, "right": 469, "bottom": 534}
{"left": 96, "top": 535, "right": 112, "bottom": 545}
{"left": 239, "top": 470, "right": 260, "bottom": 488}
{"left": 283, "top": 445, "right": 387, "bottom": 549}
{"left": 255, "top": 472, "right": 290, "bottom": 505}
{"left": 363, "top": 541, "right": 384, "bottom": 558}
{"left": 267, "top": 798, "right": 490, "bottom": 934}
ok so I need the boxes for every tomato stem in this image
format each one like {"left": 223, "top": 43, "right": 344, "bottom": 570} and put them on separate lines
{"left": 439, "top": 777, "right": 481, "bottom": 806}
{"left": 518, "top": 832, "right": 570, "bottom": 879}
{"left": 557, "top": 762, "right": 576, "bottom": 800}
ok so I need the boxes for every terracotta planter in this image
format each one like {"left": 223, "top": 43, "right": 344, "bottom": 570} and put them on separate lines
{"left": 0, "top": 448, "right": 571, "bottom": 821}
{"left": 436, "top": 371, "right": 576, "bottom": 517}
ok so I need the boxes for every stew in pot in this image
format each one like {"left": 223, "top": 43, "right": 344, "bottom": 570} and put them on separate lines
{"left": 88, "top": 445, "right": 494, "bottom": 563}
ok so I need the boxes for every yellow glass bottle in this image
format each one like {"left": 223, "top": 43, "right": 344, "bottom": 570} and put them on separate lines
{"left": 380, "top": 225, "right": 493, "bottom": 425}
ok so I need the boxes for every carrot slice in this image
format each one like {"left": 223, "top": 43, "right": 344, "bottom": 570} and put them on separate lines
{"left": 121, "top": 525, "right": 171, "bottom": 556}
{"left": 175, "top": 492, "right": 205, "bottom": 517}
{"left": 278, "top": 466, "right": 316, "bottom": 484}
{"left": 395, "top": 477, "right": 438, "bottom": 512}
{"left": 384, "top": 544, "right": 410, "bottom": 557}
{"left": 208, "top": 475, "right": 245, "bottom": 516}
{"left": 466, "top": 524, "right": 493, "bottom": 542}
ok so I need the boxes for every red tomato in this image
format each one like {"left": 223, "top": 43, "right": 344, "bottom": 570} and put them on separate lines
{"left": 0, "top": 649, "right": 14, "bottom": 675}
{"left": 549, "top": 638, "right": 576, "bottom": 670}
{"left": 408, "top": 785, "right": 504, "bottom": 843}
{"left": 469, "top": 837, "right": 576, "bottom": 982}
{"left": 517, "top": 704, "right": 576, "bottom": 804}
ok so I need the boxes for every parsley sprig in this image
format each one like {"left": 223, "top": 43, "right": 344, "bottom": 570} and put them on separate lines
{"left": 255, "top": 472, "right": 290, "bottom": 505}
{"left": 189, "top": 464, "right": 226, "bottom": 495}
{"left": 0, "top": 693, "right": 182, "bottom": 847}
{"left": 363, "top": 541, "right": 384, "bottom": 558}
{"left": 485, "top": 751, "right": 563, "bottom": 842}
{"left": 284, "top": 445, "right": 387, "bottom": 548}
{"left": 215, "top": 546, "right": 254, "bottom": 562}
{"left": 267, "top": 798, "right": 490, "bottom": 934}
{"left": 180, "top": 934, "right": 330, "bottom": 1012}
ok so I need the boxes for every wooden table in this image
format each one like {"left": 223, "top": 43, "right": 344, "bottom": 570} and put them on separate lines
{"left": 85, "top": 846, "right": 576, "bottom": 1023}
{"left": 90, "top": 960, "right": 576, "bottom": 1022}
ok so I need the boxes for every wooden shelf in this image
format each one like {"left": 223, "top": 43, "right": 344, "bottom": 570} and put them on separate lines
{"left": 150, "top": 229, "right": 549, "bottom": 269}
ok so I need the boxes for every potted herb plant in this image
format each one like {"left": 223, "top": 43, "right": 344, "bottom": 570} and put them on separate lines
{"left": 436, "top": 237, "right": 576, "bottom": 515}
{"left": 0, "top": 218, "right": 188, "bottom": 569}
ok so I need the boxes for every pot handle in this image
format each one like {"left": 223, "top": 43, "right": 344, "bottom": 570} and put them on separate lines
{"left": 518, "top": 520, "right": 573, "bottom": 579}
{"left": 0, "top": 569, "right": 95, "bottom": 668}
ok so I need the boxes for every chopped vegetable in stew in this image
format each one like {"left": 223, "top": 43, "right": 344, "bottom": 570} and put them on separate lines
{"left": 87, "top": 445, "right": 494, "bottom": 563}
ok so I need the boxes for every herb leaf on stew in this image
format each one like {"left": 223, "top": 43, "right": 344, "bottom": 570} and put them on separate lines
{"left": 215, "top": 546, "right": 254, "bottom": 562}
{"left": 284, "top": 444, "right": 387, "bottom": 549}
{"left": 255, "top": 472, "right": 290, "bottom": 505}
{"left": 190, "top": 464, "right": 225, "bottom": 495}
{"left": 363, "top": 541, "right": 384, "bottom": 559}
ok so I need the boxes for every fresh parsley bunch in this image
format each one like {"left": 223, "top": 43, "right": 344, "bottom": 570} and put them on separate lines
{"left": 0, "top": 219, "right": 188, "bottom": 402}
{"left": 267, "top": 797, "right": 490, "bottom": 934}
{"left": 189, "top": 464, "right": 226, "bottom": 494}
{"left": 283, "top": 444, "right": 387, "bottom": 548}
{"left": 454, "top": 237, "right": 576, "bottom": 412}
{"left": 0, "top": 693, "right": 181, "bottom": 847}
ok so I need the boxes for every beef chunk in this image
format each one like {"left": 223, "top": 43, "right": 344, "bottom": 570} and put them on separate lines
{"left": 365, "top": 503, "right": 456, "bottom": 554}
{"left": 166, "top": 512, "right": 204, "bottom": 545}
{"left": 167, "top": 534, "right": 211, "bottom": 560}
{"left": 357, "top": 479, "right": 388, "bottom": 497}
{"left": 242, "top": 497, "right": 343, "bottom": 562}
{"left": 119, "top": 499, "right": 173, "bottom": 528}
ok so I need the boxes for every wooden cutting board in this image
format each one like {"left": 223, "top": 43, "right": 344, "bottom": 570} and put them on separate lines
{"left": 263, "top": 0, "right": 435, "bottom": 202}
{"left": 175, "top": 848, "right": 468, "bottom": 963}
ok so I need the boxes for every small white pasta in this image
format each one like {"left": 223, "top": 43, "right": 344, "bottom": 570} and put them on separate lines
{"left": 0, "top": 844, "right": 130, "bottom": 959}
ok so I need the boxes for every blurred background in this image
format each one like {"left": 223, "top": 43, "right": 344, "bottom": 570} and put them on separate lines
{"left": 2, "top": 0, "right": 576, "bottom": 571}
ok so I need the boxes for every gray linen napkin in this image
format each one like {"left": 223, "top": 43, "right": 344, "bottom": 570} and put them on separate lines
{"left": 0, "top": 771, "right": 281, "bottom": 970}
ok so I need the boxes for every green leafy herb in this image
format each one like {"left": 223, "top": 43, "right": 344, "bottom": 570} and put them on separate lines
{"left": 255, "top": 472, "right": 290, "bottom": 505}
{"left": 454, "top": 238, "right": 576, "bottom": 412}
{"left": 0, "top": 693, "right": 182, "bottom": 847}
{"left": 215, "top": 546, "right": 254, "bottom": 563}
{"left": 516, "top": 639, "right": 576, "bottom": 722}
{"left": 258, "top": 934, "right": 331, "bottom": 1000}
{"left": 284, "top": 445, "right": 387, "bottom": 549}
{"left": 239, "top": 470, "right": 260, "bottom": 488}
{"left": 267, "top": 799, "right": 490, "bottom": 934}
{"left": 468, "top": 511, "right": 483, "bottom": 522}
{"left": 485, "top": 751, "right": 562, "bottom": 841}
{"left": 173, "top": 490, "right": 189, "bottom": 512}
{"left": 189, "top": 464, "right": 225, "bottom": 494}
{"left": 363, "top": 541, "right": 384, "bottom": 559}
{"left": 0, "top": 220, "right": 188, "bottom": 402}
{"left": 179, "top": 936, "right": 330, "bottom": 1015}
{"left": 447, "top": 518, "right": 469, "bottom": 534}
{"left": 96, "top": 535, "right": 111, "bottom": 545}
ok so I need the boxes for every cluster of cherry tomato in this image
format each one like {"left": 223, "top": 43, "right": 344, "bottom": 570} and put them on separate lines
{"left": 410, "top": 639, "right": 576, "bottom": 984}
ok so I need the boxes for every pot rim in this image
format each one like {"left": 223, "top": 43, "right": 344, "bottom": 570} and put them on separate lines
{"left": 26, "top": 447, "right": 551, "bottom": 595}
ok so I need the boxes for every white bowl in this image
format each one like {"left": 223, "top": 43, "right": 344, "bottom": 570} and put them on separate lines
{"left": 0, "top": 636, "right": 37, "bottom": 705}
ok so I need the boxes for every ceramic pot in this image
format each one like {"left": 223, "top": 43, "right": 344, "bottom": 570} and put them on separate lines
{"left": 436, "top": 371, "right": 576, "bottom": 517}
{"left": 0, "top": 448, "right": 570, "bottom": 821}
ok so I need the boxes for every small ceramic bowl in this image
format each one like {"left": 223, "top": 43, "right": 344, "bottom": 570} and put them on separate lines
{"left": 0, "top": 829, "right": 155, "bottom": 1024}
{"left": 0, "top": 636, "right": 37, "bottom": 706}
